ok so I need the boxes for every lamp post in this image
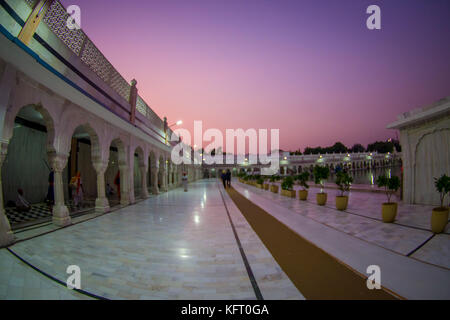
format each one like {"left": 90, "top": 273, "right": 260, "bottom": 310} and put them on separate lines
{"left": 164, "top": 118, "right": 182, "bottom": 144}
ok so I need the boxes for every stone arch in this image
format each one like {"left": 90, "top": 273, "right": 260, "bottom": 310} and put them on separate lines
{"left": 63, "top": 116, "right": 102, "bottom": 159}
{"left": 3, "top": 78, "right": 62, "bottom": 150}
{"left": 65, "top": 123, "right": 103, "bottom": 205}
{"left": 4, "top": 103, "right": 56, "bottom": 153}
{"left": 2, "top": 104, "right": 58, "bottom": 214}
{"left": 134, "top": 146, "right": 145, "bottom": 165}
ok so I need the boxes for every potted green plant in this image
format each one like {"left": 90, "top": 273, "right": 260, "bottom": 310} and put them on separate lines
{"left": 269, "top": 175, "right": 280, "bottom": 193}
{"left": 256, "top": 176, "right": 265, "bottom": 189}
{"left": 262, "top": 176, "right": 270, "bottom": 190}
{"left": 335, "top": 171, "right": 353, "bottom": 210}
{"left": 296, "top": 172, "right": 310, "bottom": 200}
{"left": 313, "top": 165, "right": 330, "bottom": 205}
{"left": 376, "top": 175, "right": 400, "bottom": 223}
{"left": 431, "top": 174, "right": 450, "bottom": 233}
{"left": 281, "top": 176, "right": 296, "bottom": 197}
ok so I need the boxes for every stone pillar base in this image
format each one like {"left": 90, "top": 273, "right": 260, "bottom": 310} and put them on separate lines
{"left": 0, "top": 229, "right": 15, "bottom": 248}
{"left": 120, "top": 197, "right": 130, "bottom": 206}
{"left": 95, "top": 197, "right": 110, "bottom": 213}
{"left": 52, "top": 205, "right": 71, "bottom": 226}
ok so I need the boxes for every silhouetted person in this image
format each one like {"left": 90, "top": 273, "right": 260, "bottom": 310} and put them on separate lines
{"left": 106, "top": 183, "right": 114, "bottom": 196}
{"left": 226, "top": 169, "right": 231, "bottom": 188}
{"left": 182, "top": 172, "right": 188, "bottom": 191}
{"left": 46, "top": 168, "right": 54, "bottom": 205}
{"left": 221, "top": 171, "right": 227, "bottom": 188}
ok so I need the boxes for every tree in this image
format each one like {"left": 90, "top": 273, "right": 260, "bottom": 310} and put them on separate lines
{"left": 367, "top": 141, "right": 394, "bottom": 154}
{"left": 330, "top": 142, "right": 348, "bottom": 153}
{"left": 393, "top": 139, "right": 401, "bottom": 152}
{"left": 376, "top": 175, "right": 400, "bottom": 203}
{"left": 313, "top": 165, "right": 330, "bottom": 191}
{"left": 434, "top": 174, "right": 450, "bottom": 208}
{"left": 350, "top": 143, "right": 365, "bottom": 153}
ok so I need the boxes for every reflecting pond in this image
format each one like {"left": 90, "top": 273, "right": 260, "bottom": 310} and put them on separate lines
{"left": 326, "top": 166, "right": 401, "bottom": 185}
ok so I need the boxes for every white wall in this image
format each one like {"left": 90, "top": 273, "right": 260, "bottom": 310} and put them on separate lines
{"left": 2, "top": 124, "right": 50, "bottom": 204}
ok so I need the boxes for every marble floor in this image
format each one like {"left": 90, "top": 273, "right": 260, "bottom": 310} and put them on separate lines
{"left": 241, "top": 180, "right": 450, "bottom": 269}
{"left": 2, "top": 179, "right": 448, "bottom": 300}
{"left": 2, "top": 180, "right": 302, "bottom": 300}
{"left": 233, "top": 180, "right": 450, "bottom": 299}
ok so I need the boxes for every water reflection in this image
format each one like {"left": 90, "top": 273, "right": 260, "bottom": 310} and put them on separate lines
{"left": 326, "top": 166, "right": 401, "bottom": 185}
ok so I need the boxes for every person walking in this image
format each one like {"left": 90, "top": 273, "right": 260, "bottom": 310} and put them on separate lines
{"left": 46, "top": 168, "right": 54, "bottom": 206}
{"left": 114, "top": 170, "right": 121, "bottom": 200}
{"left": 226, "top": 169, "right": 231, "bottom": 188}
{"left": 70, "top": 172, "right": 84, "bottom": 208}
{"left": 182, "top": 172, "right": 188, "bottom": 192}
{"left": 221, "top": 170, "right": 227, "bottom": 188}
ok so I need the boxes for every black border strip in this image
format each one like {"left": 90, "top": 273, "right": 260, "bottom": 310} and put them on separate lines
{"left": 406, "top": 234, "right": 436, "bottom": 257}
{"left": 218, "top": 183, "right": 264, "bottom": 300}
{"left": 6, "top": 247, "right": 107, "bottom": 300}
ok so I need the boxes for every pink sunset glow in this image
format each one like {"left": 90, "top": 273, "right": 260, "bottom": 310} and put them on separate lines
{"left": 61, "top": 0, "right": 450, "bottom": 152}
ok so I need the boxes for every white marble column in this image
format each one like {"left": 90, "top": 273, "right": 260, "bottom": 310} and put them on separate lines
{"left": 150, "top": 164, "right": 159, "bottom": 194}
{"left": 93, "top": 160, "right": 110, "bottom": 213}
{"left": 48, "top": 152, "right": 71, "bottom": 226}
{"left": 160, "top": 161, "right": 168, "bottom": 192}
{"left": 119, "top": 162, "right": 130, "bottom": 206}
{"left": 139, "top": 164, "right": 149, "bottom": 198}
{"left": 0, "top": 143, "right": 15, "bottom": 247}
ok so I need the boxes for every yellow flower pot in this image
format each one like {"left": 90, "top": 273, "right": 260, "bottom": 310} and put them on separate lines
{"left": 431, "top": 207, "right": 449, "bottom": 234}
{"left": 256, "top": 184, "right": 263, "bottom": 189}
{"left": 270, "top": 185, "right": 279, "bottom": 193}
{"left": 263, "top": 184, "right": 270, "bottom": 190}
{"left": 335, "top": 196, "right": 349, "bottom": 211}
{"left": 316, "top": 193, "right": 327, "bottom": 206}
{"left": 281, "top": 189, "right": 296, "bottom": 198}
{"left": 298, "top": 190, "right": 308, "bottom": 201}
{"left": 381, "top": 202, "right": 397, "bottom": 223}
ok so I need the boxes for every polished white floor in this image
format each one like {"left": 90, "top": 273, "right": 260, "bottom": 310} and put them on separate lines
{"left": 2, "top": 180, "right": 302, "bottom": 300}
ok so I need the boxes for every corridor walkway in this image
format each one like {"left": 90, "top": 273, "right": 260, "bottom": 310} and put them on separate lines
{"left": 1, "top": 180, "right": 301, "bottom": 300}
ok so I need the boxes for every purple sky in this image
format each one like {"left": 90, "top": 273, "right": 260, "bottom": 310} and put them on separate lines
{"left": 61, "top": 0, "right": 450, "bottom": 152}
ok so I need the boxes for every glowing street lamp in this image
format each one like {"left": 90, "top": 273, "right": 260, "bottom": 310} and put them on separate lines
{"left": 169, "top": 120, "right": 183, "bottom": 127}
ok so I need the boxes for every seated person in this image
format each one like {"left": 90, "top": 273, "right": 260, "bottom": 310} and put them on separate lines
{"left": 106, "top": 183, "right": 114, "bottom": 196}
{"left": 16, "top": 189, "right": 31, "bottom": 213}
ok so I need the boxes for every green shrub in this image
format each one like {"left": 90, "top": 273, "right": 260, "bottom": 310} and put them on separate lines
{"left": 281, "top": 176, "right": 294, "bottom": 191}
{"left": 313, "top": 165, "right": 330, "bottom": 191}
{"left": 376, "top": 175, "right": 400, "bottom": 203}
{"left": 335, "top": 171, "right": 353, "bottom": 196}
{"left": 434, "top": 174, "right": 450, "bottom": 208}
{"left": 295, "top": 172, "right": 310, "bottom": 190}
{"left": 257, "top": 177, "right": 265, "bottom": 185}
{"left": 270, "top": 175, "right": 281, "bottom": 182}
